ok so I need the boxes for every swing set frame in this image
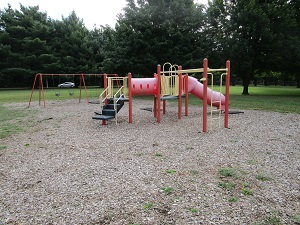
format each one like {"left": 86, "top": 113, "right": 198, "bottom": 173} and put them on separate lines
{"left": 28, "top": 73, "right": 120, "bottom": 108}
{"left": 28, "top": 73, "right": 88, "bottom": 108}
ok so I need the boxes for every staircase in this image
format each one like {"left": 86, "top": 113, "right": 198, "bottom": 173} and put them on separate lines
{"left": 92, "top": 95, "right": 126, "bottom": 122}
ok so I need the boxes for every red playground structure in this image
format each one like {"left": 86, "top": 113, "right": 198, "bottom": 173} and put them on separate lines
{"left": 92, "top": 58, "right": 230, "bottom": 132}
{"left": 28, "top": 59, "right": 230, "bottom": 132}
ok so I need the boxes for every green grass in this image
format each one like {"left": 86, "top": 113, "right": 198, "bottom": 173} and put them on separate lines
{"left": 219, "top": 167, "right": 237, "bottom": 177}
{"left": 155, "top": 153, "right": 163, "bottom": 157}
{"left": 189, "top": 85, "right": 300, "bottom": 114}
{"left": 241, "top": 188, "right": 253, "bottom": 196}
{"left": 217, "top": 166, "right": 256, "bottom": 199}
{"left": 0, "top": 85, "right": 299, "bottom": 138}
{"left": 189, "top": 170, "right": 199, "bottom": 175}
{"left": 0, "top": 105, "right": 25, "bottom": 122}
{"left": 292, "top": 215, "right": 300, "bottom": 224}
{"left": 256, "top": 173, "right": 273, "bottom": 181}
{"left": 0, "top": 145, "right": 7, "bottom": 150}
{"left": 266, "top": 216, "right": 282, "bottom": 225}
{"left": 0, "top": 88, "right": 103, "bottom": 103}
{"left": 166, "top": 169, "right": 176, "bottom": 174}
{"left": 0, "top": 105, "right": 28, "bottom": 139}
{"left": 0, "top": 88, "right": 101, "bottom": 139}
{"left": 160, "top": 187, "right": 174, "bottom": 195}
{"left": 228, "top": 196, "right": 238, "bottom": 203}
{"left": 143, "top": 203, "right": 153, "bottom": 210}
{"left": 0, "top": 85, "right": 299, "bottom": 113}
{"left": 189, "top": 208, "right": 199, "bottom": 214}
{"left": 218, "top": 181, "right": 236, "bottom": 190}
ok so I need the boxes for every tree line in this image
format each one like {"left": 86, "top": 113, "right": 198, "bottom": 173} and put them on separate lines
{"left": 0, "top": 0, "right": 299, "bottom": 93}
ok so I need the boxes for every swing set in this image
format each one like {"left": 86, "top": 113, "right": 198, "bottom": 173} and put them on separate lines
{"left": 28, "top": 73, "right": 120, "bottom": 108}
{"left": 50, "top": 75, "right": 75, "bottom": 97}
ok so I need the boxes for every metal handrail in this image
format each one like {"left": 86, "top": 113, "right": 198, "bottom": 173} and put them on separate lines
{"left": 99, "top": 87, "right": 110, "bottom": 109}
{"left": 113, "top": 86, "right": 125, "bottom": 124}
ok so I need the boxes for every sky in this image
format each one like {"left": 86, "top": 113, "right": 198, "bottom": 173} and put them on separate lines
{"left": 0, "top": 0, "right": 207, "bottom": 29}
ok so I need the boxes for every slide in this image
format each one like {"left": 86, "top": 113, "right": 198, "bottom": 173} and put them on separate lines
{"left": 131, "top": 76, "right": 226, "bottom": 109}
{"left": 187, "top": 76, "right": 225, "bottom": 110}
{"left": 131, "top": 78, "right": 157, "bottom": 96}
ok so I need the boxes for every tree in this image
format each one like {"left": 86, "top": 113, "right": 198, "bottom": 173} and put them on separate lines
{"left": 278, "top": 0, "right": 300, "bottom": 88}
{"left": 49, "top": 11, "right": 94, "bottom": 74}
{"left": 88, "top": 26, "right": 106, "bottom": 73}
{"left": 101, "top": 25, "right": 118, "bottom": 73}
{"left": 206, "top": 0, "right": 299, "bottom": 94}
{"left": 103, "top": 0, "right": 207, "bottom": 76}
{"left": 0, "top": 4, "right": 53, "bottom": 87}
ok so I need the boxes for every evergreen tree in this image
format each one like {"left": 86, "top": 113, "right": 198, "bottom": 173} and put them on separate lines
{"left": 49, "top": 11, "right": 94, "bottom": 74}
{"left": 0, "top": 4, "right": 53, "bottom": 87}
{"left": 103, "top": 0, "right": 206, "bottom": 76}
{"left": 206, "top": 0, "right": 299, "bottom": 93}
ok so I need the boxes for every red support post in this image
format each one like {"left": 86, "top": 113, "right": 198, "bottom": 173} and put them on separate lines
{"left": 103, "top": 73, "right": 108, "bottom": 105}
{"left": 102, "top": 73, "right": 108, "bottom": 125}
{"left": 79, "top": 75, "right": 82, "bottom": 102}
{"left": 157, "top": 65, "right": 161, "bottom": 123}
{"left": 224, "top": 60, "right": 230, "bottom": 128}
{"left": 154, "top": 95, "right": 157, "bottom": 117}
{"left": 153, "top": 73, "right": 157, "bottom": 118}
{"left": 81, "top": 74, "right": 89, "bottom": 104}
{"left": 203, "top": 58, "right": 208, "bottom": 133}
{"left": 38, "top": 74, "right": 45, "bottom": 108}
{"left": 128, "top": 73, "right": 133, "bottom": 123}
{"left": 178, "top": 66, "right": 182, "bottom": 120}
{"left": 79, "top": 76, "right": 82, "bottom": 99}
{"left": 28, "top": 74, "right": 38, "bottom": 108}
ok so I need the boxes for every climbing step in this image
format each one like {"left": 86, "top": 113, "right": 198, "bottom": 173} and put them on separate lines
{"left": 92, "top": 115, "right": 115, "bottom": 120}
{"left": 92, "top": 94, "right": 125, "bottom": 122}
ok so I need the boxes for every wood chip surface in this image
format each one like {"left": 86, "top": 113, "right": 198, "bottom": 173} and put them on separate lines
{"left": 0, "top": 99, "right": 299, "bottom": 224}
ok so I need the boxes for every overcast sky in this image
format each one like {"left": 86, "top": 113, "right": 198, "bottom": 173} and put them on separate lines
{"left": 0, "top": 0, "right": 208, "bottom": 29}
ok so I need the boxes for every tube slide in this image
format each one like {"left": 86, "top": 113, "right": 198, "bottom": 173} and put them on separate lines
{"left": 131, "top": 78, "right": 157, "bottom": 95}
{"left": 131, "top": 76, "right": 225, "bottom": 109}
{"left": 187, "top": 76, "right": 225, "bottom": 109}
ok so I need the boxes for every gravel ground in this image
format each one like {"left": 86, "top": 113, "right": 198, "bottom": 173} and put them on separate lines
{"left": 0, "top": 99, "right": 299, "bottom": 225}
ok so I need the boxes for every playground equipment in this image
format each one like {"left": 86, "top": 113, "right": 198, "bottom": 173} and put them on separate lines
{"left": 92, "top": 58, "right": 230, "bottom": 132}
{"left": 28, "top": 73, "right": 88, "bottom": 108}
{"left": 93, "top": 75, "right": 128, "bottom": 125}
{"left": 27, "top": 73, "right": 119, "bottom": 108}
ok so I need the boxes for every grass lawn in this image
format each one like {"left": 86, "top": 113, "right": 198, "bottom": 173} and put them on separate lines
{"left": 0, "top": 85, "right": 299, "bottom": 139}
{"left": 189, "top": 85, "right": 299, "bottom": 114}
{"left": 0, "top": 85, "right": 299, "bottom": 113}
{"left": 216, "top": 85, "right": 299, "bottom": 113}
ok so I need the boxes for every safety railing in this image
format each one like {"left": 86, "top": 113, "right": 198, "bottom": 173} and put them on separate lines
{"left": 208, "top": 72, "right": 228, "bottom": 129}
{"left": 161, "top": 62, "right": 180, "bottom": 97}
{"left": 113, "top": 86, "right": 125, "bottom": 124}
{"left": 99, "top": 86, "right": 111, "bottom": 110}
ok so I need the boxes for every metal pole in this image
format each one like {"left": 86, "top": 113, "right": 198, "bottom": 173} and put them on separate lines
{"left": 178, "top": 66, "right": 182, "bottom": 119}
{"left": 157, "top": 65, "right": 161, "bottom": 123}
{"left": 102, "top": 73, "right": 108, "bottom": 125}
{"left": 40, "top": 74, "right": 46, "bottom": 108}
{"left": 81, "top": 74, "right": 89, "bottom": 104}
{"left": 28, "top": 74, "right": 38, "bottom": 108}
{"left": 153, "top": 74, "right": 157, "bottom": 118}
